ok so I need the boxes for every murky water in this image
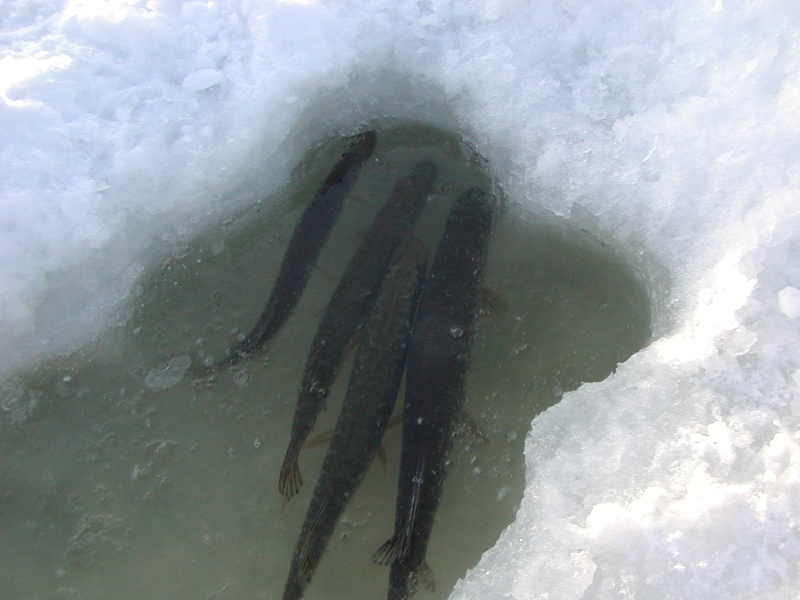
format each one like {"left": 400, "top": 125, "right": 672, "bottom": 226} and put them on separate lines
{"left": 0, "top": 123, "right": 651, "bottom": 599}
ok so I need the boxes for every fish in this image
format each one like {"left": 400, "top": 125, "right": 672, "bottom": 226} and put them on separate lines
{"left": 227, "top": 129, "right": 377, "bottom": 363}
{"left": 373, "top": 186, "right": 494, "bottom": 600}
{"left": 278, "top": 160, "right": 438, "bottom": 499}
{"left": 282, "top": 237, "right": 429, "bottom": 600}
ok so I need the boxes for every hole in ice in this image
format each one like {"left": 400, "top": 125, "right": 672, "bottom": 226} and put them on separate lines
{"left": 0, "top": 122, "right": 651, "bottom": 599}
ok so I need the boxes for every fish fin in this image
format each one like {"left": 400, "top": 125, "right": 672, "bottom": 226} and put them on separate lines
{"left": 377, "top": 443, "right": 387, "bottom": 470}
{"left": 297, "top": 497, "right": 328, "bottom": 579}
{"left": 344, "top": 325, "right": 366, "bottom": 356}
{"left": 418, "top": 561, "right": 436, "bottom": 592}
{"left": 372, "top": 532, "right": 405, "bottom": 566}
{"left": 346, "top": 192, "right": 369, "bottom": 206}
{"left": 304, "top": 428, "right": 335, "bottom": 449}
{"left": 401, "top": 561, "right": 436, "bottom": 598}
{"left": 372, "top": 458, "right": 424, "bottom": 565}
{"left": 478, "top": 286, "right": 509, "bottom": 318}
{"left": 279, "top": 452, "right": 304, "bottom": 500}
{"left": 375, "top": 412, "right": 404, "bottom": 465}
{"left": 298, "top": 549, "right": 312, "bottom": 580}
{"left": 456, "top": 410, "right": 489, "bottom": 445}
{"left": 312, "top": 262, "right": 337, "bottom": 284}
{"left": 387, "top": 411, "right": 404, "bottom": 431}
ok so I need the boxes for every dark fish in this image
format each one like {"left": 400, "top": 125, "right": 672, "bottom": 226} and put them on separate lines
{"left": 228, "top": 129, "right": 377, "bottom": 363}
{"left": 279, "top": 161, "right": 438, "bottom": 499}
{"left": 373, "top": 187, "right": 494, "bottom": 600}
{"left": 282, "top": 237, "right": 428, "bottom": 600}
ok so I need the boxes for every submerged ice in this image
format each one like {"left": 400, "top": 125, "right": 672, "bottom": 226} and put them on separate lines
{"left": 2, "top": 0, "right": 799, "bottom": 598}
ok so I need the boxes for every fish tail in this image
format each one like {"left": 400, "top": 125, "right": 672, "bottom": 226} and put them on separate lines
{"left": 279, "top": 446, "right": 304, "bottom": 499}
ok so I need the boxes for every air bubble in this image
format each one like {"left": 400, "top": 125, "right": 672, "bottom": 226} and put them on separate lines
{"left": 233, "top": 370, "right": 249, "bottom": 388}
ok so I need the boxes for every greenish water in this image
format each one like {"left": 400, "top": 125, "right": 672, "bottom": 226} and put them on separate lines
{"left": 0, "top": 123, "right": 651, "bottom": 599}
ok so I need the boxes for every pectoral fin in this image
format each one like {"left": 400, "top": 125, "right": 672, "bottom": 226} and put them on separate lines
{"left": 386, "top": 411, "right": 404, "bottom": 431}
{"left": 456, "top": 410, "right": 489, "bottom": 445}
{"left": 311, "top": 262, "right": 338, "bottom": 285}
{"left": 304, "top": 429, "right": 334, "bottom": 449}
{"left": 347, "top": 192, "right": 369, "bottom": 206}
{"left": 372, "top": 527, "right": 410, "bottom": 565}
{"left": 377, "top": 443, "right": 387, "bottom": 469}
{"left": 306, "top": 412, "right": 404, "bottom": 452}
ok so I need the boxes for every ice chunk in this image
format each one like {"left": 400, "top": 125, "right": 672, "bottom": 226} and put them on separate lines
{"left": 182, "top": 69, "right": 223, "bottom": 92}
{"left": 778, "top": 286, "right": 800, "bottom": 319}
{"left": 144, "top": 355, "right": 192, "bottom": 391}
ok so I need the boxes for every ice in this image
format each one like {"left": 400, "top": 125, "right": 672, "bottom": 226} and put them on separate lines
{"left": 2, "top": 0, "right": 800, "bottom": 598}
{"left": 779, "top": 286, "right": 800, "bottom": 320}
{"left": 144, "top": 355, "right": 191, "bottom": 391}
{"left": 66, "top": 514, "right": 129, "bottom": 568}
{"left": 182, "top": 69, "right": 224, "bottom": 93}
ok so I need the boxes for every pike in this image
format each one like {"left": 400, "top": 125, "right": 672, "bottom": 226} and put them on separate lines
{"left": 227, "top": 129, "right": 377, "bottom": 363}
{"left": 279, "top": 161, "right": 438, "bottom": 499}
{"left": 282, "top": 237, "right": 428, "bottom": 600}
{"left": 373, "top": 187, "right": 494, "bottom": 600}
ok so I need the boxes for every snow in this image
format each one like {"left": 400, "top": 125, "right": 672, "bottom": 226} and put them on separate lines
{"left": 2, "top": 0, "right": 799, "bottom": 598}
{"left": 779, "top": 286, "right": 800, "bottom": 320}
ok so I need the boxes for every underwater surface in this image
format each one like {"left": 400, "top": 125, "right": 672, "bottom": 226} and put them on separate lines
{"left": 0, "top": 125, "right": 650, "bottom": 599}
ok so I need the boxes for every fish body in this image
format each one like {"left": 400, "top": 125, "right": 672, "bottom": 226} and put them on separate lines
{"left": 229, "top": 130, "right": 377, "bottom": 362}
{"left": 374, "top": 187, "right": 494, "bottom": 600}
{"left": 282, "top": 237, "right": 429, "bottom": 600}
{"left": 279, "top": 161, "right": 437, "bottom": 499}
